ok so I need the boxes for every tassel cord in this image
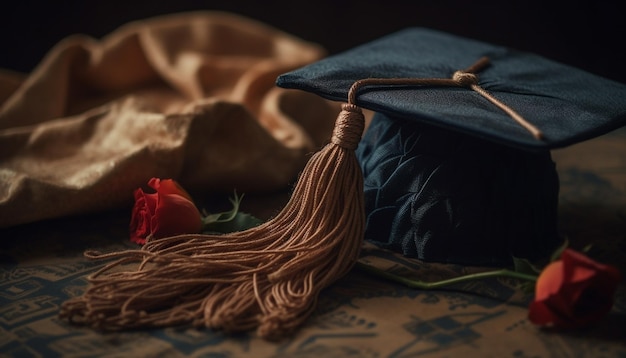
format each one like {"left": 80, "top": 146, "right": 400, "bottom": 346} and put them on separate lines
{"left": 348, "top": 57, "right": 542, "bottom": 140}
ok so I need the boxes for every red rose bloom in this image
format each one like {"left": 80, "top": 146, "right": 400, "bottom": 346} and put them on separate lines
{"left": 528, "top": 248, "right": 622, "bottom": 328}
{"left": 130, "top": 178, "right": 203, "bottom": 244}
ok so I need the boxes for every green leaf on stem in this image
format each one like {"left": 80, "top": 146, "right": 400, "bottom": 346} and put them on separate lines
{"left": 204, "top": 211, "right": 263, "bottom": 233}
{"left": 201, "top": 191, "right": 263, "bottom": 234}
{"left": 549, "top": 236, "right": 570, "bottom": 262}
{"left": 512, "top": 256, "right": 543, "bottom": 276}
{"left": 354, "top": 261, "right": 537, "bottom": 290}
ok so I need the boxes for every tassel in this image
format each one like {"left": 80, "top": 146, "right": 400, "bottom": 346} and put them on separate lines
{"left": 60, "top": 103, "right": 366, "bottom": 340}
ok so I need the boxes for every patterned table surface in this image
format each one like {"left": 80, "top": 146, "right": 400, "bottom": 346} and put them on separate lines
{"left": 2, "top": 128, "right": 625, "bottom": 357}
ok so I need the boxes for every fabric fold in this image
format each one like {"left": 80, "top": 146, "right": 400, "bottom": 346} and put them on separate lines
{"left": 0, "top": 11, "right": 338, "bottom": 228}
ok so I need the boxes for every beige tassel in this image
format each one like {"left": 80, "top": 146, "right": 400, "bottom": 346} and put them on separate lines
{"left": 60, "top": 103, "right": 366, "bottom": 340}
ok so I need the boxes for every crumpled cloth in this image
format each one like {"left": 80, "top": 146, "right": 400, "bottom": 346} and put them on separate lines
{"left": 0, "top": 11, "right": 339, "bottom": 228}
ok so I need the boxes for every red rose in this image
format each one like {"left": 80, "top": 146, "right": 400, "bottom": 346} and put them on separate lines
{"left": 528, "top": 248, "right": 622, "bottom": 328}
{"left": 130, "top": 178, "right": 203, "bottom": 244}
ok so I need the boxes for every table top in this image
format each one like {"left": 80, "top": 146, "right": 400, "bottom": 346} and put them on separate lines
{"left": 2, "top": 127, "right": 625, "bottom": 357}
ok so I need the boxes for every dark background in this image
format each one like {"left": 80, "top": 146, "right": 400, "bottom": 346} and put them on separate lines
{"left": 1, "top": 1, "right": 625, "bottom": 84}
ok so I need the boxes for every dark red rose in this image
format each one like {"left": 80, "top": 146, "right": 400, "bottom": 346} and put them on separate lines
{"left": 130, "top": 178, "right": 202, "bottom": 244}
{"left": 528, "top": 248, "right": 622, "bottom": 328}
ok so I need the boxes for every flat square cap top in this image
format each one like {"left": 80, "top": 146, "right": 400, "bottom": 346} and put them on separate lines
{"left": 276, "top": 28, "right": 626, "bottom": 151}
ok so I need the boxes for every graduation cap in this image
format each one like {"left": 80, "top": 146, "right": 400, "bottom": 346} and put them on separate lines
{"left": 276, "top": 28, "right": 626, "bottom": 265}
{"left": 61, "top": 28, "right": 626, "bottom": 339}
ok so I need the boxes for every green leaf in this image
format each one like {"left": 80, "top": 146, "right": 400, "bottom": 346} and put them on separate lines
{"left": 549, "top": 236, "right": 570, "bottom": 262}
{"left": 200, "top": 191, "right": 264, "bottom": 234}
{"left": 512, "top": 256, "right": 542, "bottom": 275}
{"left": 580, "top": 243, "right": 593, "bottom": 253}
{"left": 202, "top": 212, "right": 224, "bottom": 225}
{"left": 203, "top": 212, "right": 263, "bottom": 233}
{"left": 519, "top": 281, "right": 536, "bottom": 294}
{"left": 202, "top": 191, "right": 244, "bottom": 226}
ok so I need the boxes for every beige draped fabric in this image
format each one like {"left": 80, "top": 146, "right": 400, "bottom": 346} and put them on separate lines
{"left": 0, "top": 11, "right": 340, "bottom": 228}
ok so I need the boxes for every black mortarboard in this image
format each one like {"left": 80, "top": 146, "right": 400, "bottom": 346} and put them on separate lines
{"left": 277, "top": 28, "right": 626, "bottom": 266}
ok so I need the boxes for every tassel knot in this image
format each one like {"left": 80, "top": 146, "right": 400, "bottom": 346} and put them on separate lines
{"left": 331, "top": 104, "right": 365, "bottom": 150}
{"left": 452, "top": 70, "right": 478, "bottom": 87}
